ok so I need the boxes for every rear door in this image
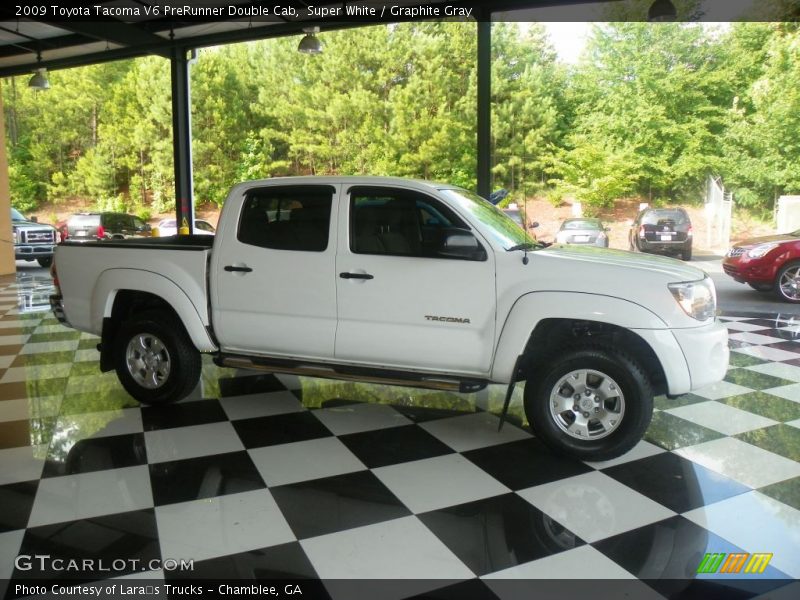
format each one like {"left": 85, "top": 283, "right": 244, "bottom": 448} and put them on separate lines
{"left": 211, "top": 184, "right": 340, "bottom": 359}
{"left": 334, "top": 185, "right": 496, "bottom": 375}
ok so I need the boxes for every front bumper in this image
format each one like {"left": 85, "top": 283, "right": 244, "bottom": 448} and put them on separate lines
{"left": 722, "top": 256, "right": 775, "bottom": 285}
{"left": 15, "top": 244, "right": 55, "bottom": 259}
{"left": 634, "top": 319, "right": 729, "bottom": 396}
{"left": 673, "top": 320, "right": 730, "bottom": 391}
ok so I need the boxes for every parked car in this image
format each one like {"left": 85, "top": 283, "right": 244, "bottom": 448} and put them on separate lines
{"left": 555, "top": 218, "right": 610, "bottom": 247}
{"left": 629, "top": 207, "right": 692, "bottom": 261}
{"left": 66, "top": 212, "right": 152, "bottom": 242}
{"left": 723, "top": 229, "right": 800, "bottom": 303}
{"left": 51, "top": 176, "right": 729, "bottom": 461}
{"left": 502, "top": 203, "right": 525, "bottom": 227}
{"left": 10, "top": 207, "right": 58, "bottom": 267}
{"left": 156, "top": 218, "right": 215, "bottom": 237}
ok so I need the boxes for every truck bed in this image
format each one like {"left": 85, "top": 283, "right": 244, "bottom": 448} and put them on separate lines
{"left": 55, "top": 236, "right": 213, "bottom": 339}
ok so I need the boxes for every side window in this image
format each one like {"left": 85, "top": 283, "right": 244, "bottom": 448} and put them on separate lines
{"left": 133, "top": 217, "right": 146, "bottom": 230}
{"left": 238, "top": 186, "right": 333, "bottom": 252}
{"left": 349, "top": 186, "right": 482, "bottom": 260}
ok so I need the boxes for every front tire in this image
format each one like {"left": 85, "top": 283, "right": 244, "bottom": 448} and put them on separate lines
{"left": 775, "top": 261, "right": 800, "bottom": 303}
{"left": 114, "top": 309, "right": 201, "bottom": 405}
{"left": 37, "top": 257, "right": 53, "bottom": 268}
{"left": 524, "top": 346, "right": 653, "bottom": 461}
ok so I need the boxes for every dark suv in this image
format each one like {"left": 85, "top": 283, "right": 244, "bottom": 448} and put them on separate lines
{"left": 629, "top": 207, "right": 692, "bottom": 261}
{"left": 66, "top": 212, "right": 151, "bottom": 241}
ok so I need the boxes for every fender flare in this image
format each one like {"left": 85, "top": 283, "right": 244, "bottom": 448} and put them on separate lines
{"left": 491, "top": 291, "right": 672, "bottom": 383}
{"left": 92, "top": 268, "right": 217, "bottom": 352}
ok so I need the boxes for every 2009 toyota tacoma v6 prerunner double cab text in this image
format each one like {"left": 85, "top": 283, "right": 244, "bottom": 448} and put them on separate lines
{"left": 50, "top": 177, "right": 729, "bottom": 460}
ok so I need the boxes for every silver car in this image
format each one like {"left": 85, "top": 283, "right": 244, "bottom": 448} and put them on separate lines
{"left": 555, "top": 218, "right": 609, "bottom": 247}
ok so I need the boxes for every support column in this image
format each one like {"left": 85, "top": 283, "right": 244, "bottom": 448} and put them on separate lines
{"left": 477, "top": 17, "right": 491, "bottom": 200}
{"left": 0, "top": 84, "right": 17, "bottom": 275}
{"left": 170, "top": 47, "right": 194, "bottom": 234}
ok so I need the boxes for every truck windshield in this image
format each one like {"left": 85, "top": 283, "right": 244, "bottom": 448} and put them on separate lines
{"left": 10, "top": 208, "right": 26, "bottom": 222}
{"left": 439, "top": 188, "right": 536, "bottom": 250}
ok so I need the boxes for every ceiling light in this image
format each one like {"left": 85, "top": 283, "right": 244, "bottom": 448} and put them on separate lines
{"left": 648, "top": 0, "right": 677, "bottom": 21}
{"left": 298, "top": 27, "right": 322, "bottom": 54}
{"left": 28, "top": 51, "right": 50, "bottom": 90}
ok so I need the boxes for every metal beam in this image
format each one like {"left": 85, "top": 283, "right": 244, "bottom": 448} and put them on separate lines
{"left": 476, "top": 17, "right": 491, "bottom": 200}
{"left": 170, "top": 46, "right": 194, "bottom": 234}
{"left": 38, "top": 21, "right": 172, "bottom": 58}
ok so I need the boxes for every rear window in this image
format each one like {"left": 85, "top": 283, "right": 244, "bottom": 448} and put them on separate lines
{"left": 641, "top": 209, "right": 689, "bottom": 225}
{"left": 563, "top": 219, "right": 601, "bottom": 230}
{"left": 69, "top": 214, "right": 100, "bottom": 225}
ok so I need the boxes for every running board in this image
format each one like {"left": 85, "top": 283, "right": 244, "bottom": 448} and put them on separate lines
{"left": 215, "top": 353, "right": 488, "bottom": 394}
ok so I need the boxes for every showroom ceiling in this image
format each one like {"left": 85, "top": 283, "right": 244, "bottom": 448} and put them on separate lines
{"left": 0, "top": 0, "right": 601, "bottom": 77}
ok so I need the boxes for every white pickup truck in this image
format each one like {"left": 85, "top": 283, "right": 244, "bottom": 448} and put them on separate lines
{"left": 51, "top": 177, "right": 729, "bottom": 460}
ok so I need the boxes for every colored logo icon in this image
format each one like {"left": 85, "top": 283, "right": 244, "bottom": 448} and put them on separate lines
{"left": 697, "top": 552, "right": 773, "bottom": 574}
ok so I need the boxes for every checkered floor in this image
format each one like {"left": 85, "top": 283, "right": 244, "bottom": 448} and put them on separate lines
{"left": 0, "top": 273, "right": 799, "bottom": 599}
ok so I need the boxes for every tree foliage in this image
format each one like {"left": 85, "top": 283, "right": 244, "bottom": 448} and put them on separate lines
{"left": 2, "top": 21, "right": 798, "bottom": 216}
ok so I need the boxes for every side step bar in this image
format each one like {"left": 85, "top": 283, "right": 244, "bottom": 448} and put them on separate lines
{"left": 214, "top": 353, "right": 488, "bottom": 394}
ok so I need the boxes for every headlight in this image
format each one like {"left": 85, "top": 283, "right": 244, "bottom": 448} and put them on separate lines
{"left": 12, "top": 227, "right": 19, "bottom": 243}
{"left": 746, "top": 243, "right": 779, "bottom": 258}
{"left": 668, "top": 277, "right": 716, "bottom": 321}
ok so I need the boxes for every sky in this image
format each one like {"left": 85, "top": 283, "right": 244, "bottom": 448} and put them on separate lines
{"left": 542, "top": 23, "right": 591, "bottom": 64}
{"left": 521, "top": 0, "right": 759, "bottom": 64}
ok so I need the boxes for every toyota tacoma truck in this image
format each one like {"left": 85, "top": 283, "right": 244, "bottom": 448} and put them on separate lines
{"left": 50, "top": 177, "right": 729, "bottom": 460}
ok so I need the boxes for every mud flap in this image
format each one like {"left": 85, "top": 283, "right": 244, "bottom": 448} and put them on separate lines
{"left": 498, "top": 354, "right": 525, "bottom": 431}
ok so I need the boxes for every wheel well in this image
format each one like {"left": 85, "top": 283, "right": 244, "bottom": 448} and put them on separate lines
{"left": 99, "top": 290, "right": 177, "bottom": 372}
{"left": 522, "top": 318, "right": 668, "bottom": 396}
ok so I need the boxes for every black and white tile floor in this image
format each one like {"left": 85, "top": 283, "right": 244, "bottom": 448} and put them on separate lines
{"left": 0, "top": 274, "right": 799, "bottom": 599}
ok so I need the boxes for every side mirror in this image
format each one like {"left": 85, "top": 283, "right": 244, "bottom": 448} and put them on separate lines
{"left": 29, "top": 216, "right": 38, "bottom": 223}
{"left": 439, "top": 230, "right": 487, "bottom": 261}
{"left": 530, "top": 221, "right": 540, "bottom": 229}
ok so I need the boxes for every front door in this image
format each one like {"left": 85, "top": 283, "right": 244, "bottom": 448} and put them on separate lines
{"left": 335, "top": 186, "right": 496, "bottom": 375}
{"left": 211, "top": 184, "right": 339, "bottom": 359}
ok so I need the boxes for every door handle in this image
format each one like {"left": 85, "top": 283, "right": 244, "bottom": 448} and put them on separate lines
{"left": 224, "top": 265, "right": 253, "bottom": 273}
{"left": 339, "top": 272, "right": 373, "bottom": 280}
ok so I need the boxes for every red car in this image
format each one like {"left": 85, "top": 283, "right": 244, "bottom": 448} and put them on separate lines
{"left": 722, "top": 230, "right": 800, "bottom": 303}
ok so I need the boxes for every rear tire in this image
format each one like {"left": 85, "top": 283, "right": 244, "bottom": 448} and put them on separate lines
{"left": 114, "top": 309, "right": 201, "bottom": 405}
{"left": 681, "top": 246, "right": 692, "bottom": 261}
{"left": 37, "top": 257, "right": 53, "bottom": 268}
{"left": 524, "top": 346, "right": 653, "bottom": 461}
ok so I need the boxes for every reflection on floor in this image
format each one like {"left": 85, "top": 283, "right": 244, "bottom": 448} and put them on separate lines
{"left": 0, "top": 273, "right": 798, "bottom": 599}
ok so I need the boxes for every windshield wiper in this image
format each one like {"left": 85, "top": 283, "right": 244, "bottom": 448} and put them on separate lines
{"left": 506, "top": 242, "right": 539, "bottom": 252}
{"left": 506, "top": 241, "right": 544, "bottom": 265}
